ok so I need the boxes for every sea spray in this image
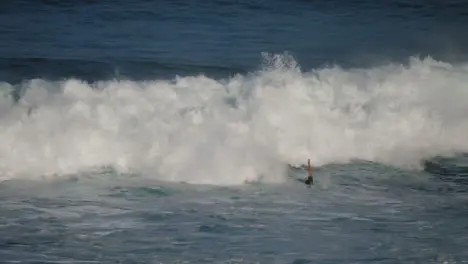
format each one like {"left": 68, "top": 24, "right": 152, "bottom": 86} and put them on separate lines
{"left": 1, "top": 55, "right": 468, "bottom": 184}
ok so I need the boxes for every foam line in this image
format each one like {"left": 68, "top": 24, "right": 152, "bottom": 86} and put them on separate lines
{"left": 1, "top": 54, "right": 468, "bottom": 184}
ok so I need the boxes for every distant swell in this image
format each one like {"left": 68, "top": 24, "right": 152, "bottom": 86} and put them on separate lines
{"left": 1, "top": 54, "right": 468, "bottom": 185}
{"left": 0, "top": 57, "right": 244, "bottom": 84}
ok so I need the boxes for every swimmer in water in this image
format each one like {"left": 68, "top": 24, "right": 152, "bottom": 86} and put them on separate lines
{"left": 305, "top": 158, "right": 313, "bottom": 185}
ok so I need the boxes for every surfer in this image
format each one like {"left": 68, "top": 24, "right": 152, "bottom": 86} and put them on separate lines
{"left": 305, "top": 158, "right": 313, "bottom": 185}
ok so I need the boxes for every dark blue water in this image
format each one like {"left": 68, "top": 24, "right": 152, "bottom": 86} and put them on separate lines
{"left": 2, "top": 0, "right": 468, "bottom": 83}
{"left": 1, "top": 1, "right": 468, "bottom": 263}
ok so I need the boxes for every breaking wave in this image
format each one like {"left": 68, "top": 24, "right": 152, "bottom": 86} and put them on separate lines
{"left": 1, "top": 54, "right": 468, "bottom": 185}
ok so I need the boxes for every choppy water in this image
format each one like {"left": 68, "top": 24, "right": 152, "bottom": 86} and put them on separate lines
{"left": 1, "top": 0, "right": 468, "bottom": 263}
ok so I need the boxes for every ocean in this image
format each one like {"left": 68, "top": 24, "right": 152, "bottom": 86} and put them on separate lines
{"left": 1, "top": 0, "right": 468, "bottom": 263}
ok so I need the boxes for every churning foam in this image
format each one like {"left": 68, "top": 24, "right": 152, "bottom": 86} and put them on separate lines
{"left": 1, "top": 54, "right": 468, "bottom": 184}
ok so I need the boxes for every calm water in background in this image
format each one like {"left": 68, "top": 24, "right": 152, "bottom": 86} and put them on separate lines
{"left": 1, "top": 0, "right": 468, "bottom": 263}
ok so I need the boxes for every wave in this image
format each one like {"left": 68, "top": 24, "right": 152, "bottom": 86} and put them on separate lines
{"left": 0, "top": 56, "right": 244, "bottom": 85}
{"left": 1, "top": 54, "right": 468, "bottom": 185}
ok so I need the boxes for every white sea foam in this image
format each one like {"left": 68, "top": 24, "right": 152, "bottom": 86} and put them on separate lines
{"left": 1, "top": 54, "right": 468, "bottom": 184}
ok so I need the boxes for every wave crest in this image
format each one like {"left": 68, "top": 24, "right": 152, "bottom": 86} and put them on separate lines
{"left": 1, "top": 55, "right": 468, "bottom": 184}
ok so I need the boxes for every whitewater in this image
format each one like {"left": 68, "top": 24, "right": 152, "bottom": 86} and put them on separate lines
{"left": 4, "top": 1, "right": 468, "bottom": 263}
{"left": 1, "top": 55, "right": 467, "bottom": 184}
